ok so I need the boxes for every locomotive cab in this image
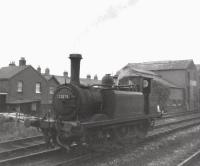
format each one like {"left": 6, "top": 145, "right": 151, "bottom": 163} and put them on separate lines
{"left": 118, "top": 75, "right": 151, "bottom": 92}
{"left": 117, "top": 75, "right": 152, "bottom": 115}
{"left": 142, "top": 78, "right": 151, "bottom": 115}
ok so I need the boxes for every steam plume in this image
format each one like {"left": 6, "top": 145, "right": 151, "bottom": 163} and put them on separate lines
{"left": 94, "top": 0, "right": 139, "bottom": 27}
{"left": 73, "top": 0, "right": 139, "bottom": 51}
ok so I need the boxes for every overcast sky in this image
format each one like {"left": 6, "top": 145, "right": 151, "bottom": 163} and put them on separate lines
{"left": 0, "top": 0, "right": 200, "bottom": 79}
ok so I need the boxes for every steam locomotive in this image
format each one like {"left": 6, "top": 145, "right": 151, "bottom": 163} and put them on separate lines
{"left": 25, "top": 54, "right": 160, "bottom": 150}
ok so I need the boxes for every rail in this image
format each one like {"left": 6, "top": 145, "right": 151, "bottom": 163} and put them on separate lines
{"left": 1, "top": 112, "right": 200, "bottom": 166}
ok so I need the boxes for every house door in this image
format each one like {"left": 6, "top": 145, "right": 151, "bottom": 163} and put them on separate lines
{"left": 0, "top": 94, "right": 6, "bottom": 112}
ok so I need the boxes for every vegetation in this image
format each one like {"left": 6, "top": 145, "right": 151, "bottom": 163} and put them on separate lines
{"left": 0, "top": 116, "right": 40, "bottom": 142}
{"left": 151, "top": 80, "right": 170, "bottom": 113}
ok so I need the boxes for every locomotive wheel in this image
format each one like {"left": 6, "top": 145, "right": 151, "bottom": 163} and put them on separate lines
{"left": 103, "top": 128, "right": 115, "bottom": 140}
{"left": 114, "top": 126, "right": 129, "bottom": 144}
{"left": 116, "top": 126, "right": 129, "bottom": 138}
{"left": 86, "top": 114, "right": 111, "bottom": 145}
{"left": 54, "top": 121, "right": 78, "bottom": 150}
{"left": 56, "top": 134, "right": 71, "bottom": 151}
{"left": 135, "top": 121, "right": 149, "bottom": 139}
{"left": 42, "top": 129, "right": 57, "bottom": 148}
{"left": 56, "top": 131, "right": 80, "bottom": 150}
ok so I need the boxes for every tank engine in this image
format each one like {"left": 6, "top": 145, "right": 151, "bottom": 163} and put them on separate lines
{"left": 25, "top": 54, "right": 160, "bottom": 150}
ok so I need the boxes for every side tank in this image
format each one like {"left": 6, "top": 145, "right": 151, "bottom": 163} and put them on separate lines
{"left": 101, "top": 89, "right": 144, "bottom": 118}
{"left": 75, "top": 85, "right": 102, "bottom": 120}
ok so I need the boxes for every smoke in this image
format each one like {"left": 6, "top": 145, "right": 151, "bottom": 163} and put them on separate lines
{"left": 72, "top": 0, "right": 139, "bottom": 51}
{"left": 93, "top": 0, "right": 139, "bottom": 27}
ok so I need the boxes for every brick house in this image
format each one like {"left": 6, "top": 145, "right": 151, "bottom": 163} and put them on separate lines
{"left": 125, "top": 59, "right": 198, "bottom": 111}
{"left": 0, "top": 58, "right": 49, "bottom": 115}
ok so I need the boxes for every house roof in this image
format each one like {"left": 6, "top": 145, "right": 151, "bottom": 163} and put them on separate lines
{"left": 42, "top": 74, "right": 53, "bottom": 81}
{"left": 196, "top": 64, "right": 200, "bottom": 71}
{"left": 0, "top": 65, "right": 29, "bottom": 80}
{"left": 79, "top": 78, "right": 101, "bottom": 86}
{"left": 43, "top": 73, "right": 101, "bottom": 86}
{"left": 54, "top": 75, "right": 70, "bottom": 84}
{"left": 7, "top": 99, "right": 40, "bottom": 104}
{"left": 54, "top": 75, "right": 101, "bottom": 86}
{"left": 128, "top": 59, "right": 194, "bottom": 71}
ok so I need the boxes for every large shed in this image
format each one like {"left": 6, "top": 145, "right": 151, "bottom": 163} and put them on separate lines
{"left": 122, "top": 59, "right": 198, "bottom": 111}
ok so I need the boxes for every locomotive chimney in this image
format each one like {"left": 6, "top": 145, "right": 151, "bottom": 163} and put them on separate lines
{"left": 69, "top": 54, "right": 82, "bottom": 85}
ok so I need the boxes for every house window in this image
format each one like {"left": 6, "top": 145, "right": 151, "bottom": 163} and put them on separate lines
{"left": 35, "top": 82, "right": 41, "bottom": 93}
{"left": 49, "top": 87, "right": 54, "bottom": 94}
{"left": 17, "top": 81, "right": 23, "bottom": 92}
{"left": 31, "top": 103, "right": 37, "bottom": 111}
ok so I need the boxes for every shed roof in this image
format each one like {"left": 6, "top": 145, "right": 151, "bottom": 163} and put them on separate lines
{"left": 128, "top": 59, "right": 194, "bottom": 71}
{"left": 117, "top": 66, "right": 159, "bottom": 78}
{"left": 0, "top": 65, "right": 29, "bottom": 80}
{"left": 117, "top": 65, "right": 179, "bottom": 88}
{"left": 153, "top": 77, "right": 180, "bottom": 88}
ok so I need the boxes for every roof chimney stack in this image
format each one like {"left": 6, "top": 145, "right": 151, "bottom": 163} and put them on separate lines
{"left": 9, "top": 61, "right": 16, "bottom": 66}
{"left": 87, "top": 74, "right": 91, "bottom": 79}
{"left": 37, "top": 66, "right": 41, "bottom": 73}
{"left": 63, "top": 71, "right": 68, "bottom": 77}
{"left": 94, "top": 74, "right": 98, "bottom": 80}
{"left": 19, "top": 57, "right": 26, "bottom": 66}
{"left": 45, "top": 68, "right": 50, "bottom": 75}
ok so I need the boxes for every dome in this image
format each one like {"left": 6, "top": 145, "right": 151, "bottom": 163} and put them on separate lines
{"left": 102, "top": 74, "right": 114, "bottom": 86}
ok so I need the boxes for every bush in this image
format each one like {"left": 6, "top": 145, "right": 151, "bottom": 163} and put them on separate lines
{"left": 151, "top": 80, "right": 170, "bottom": 113}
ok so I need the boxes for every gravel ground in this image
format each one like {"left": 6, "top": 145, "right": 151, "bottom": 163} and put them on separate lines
{"left": 77, "top": 125, "right": 200, "bottom": 166}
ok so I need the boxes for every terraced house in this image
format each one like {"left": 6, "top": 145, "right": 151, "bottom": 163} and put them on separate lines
{"left": 0, "top": 58, "right": 49, "bottom": 115}
{"left": 0, "top": 56, "right": 102, "bottom": 116}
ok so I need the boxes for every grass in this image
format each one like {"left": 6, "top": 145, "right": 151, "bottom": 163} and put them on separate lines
{"left": 0, "top": 118, "right": 41, "bottom": 142}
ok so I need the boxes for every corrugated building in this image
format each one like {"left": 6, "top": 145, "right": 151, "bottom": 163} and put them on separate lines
{"left": 116, "top": 65, "right": 184, "bottom": 112}
{"left": 124, "top": 59, "right": 198, "bottom": 111}
{"left": 196, "top": 64, "right": 200, "bottom": 108}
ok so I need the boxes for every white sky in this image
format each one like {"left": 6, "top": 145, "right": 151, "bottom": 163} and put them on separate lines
{"left": 0, "top": 0, "right": 200, "bottom": 79}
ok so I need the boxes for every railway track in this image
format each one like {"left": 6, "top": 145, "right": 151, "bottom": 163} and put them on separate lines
{"left": 0, "top": 135, "right": 43, "bottom": 151}
{"left": 55, "top": 115, "right": 200, "bottom": 166}
{"left": 155, "top": 112, "right": 200, "bottom": 129}
{"left": 177, "top": 149, "right": 200, "bottom": 166}
{"left": 1, "top": 112, "right": 200, "bottom": 166}
{"left": 162, "top": 110, "right": 199, "bottom": 119}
